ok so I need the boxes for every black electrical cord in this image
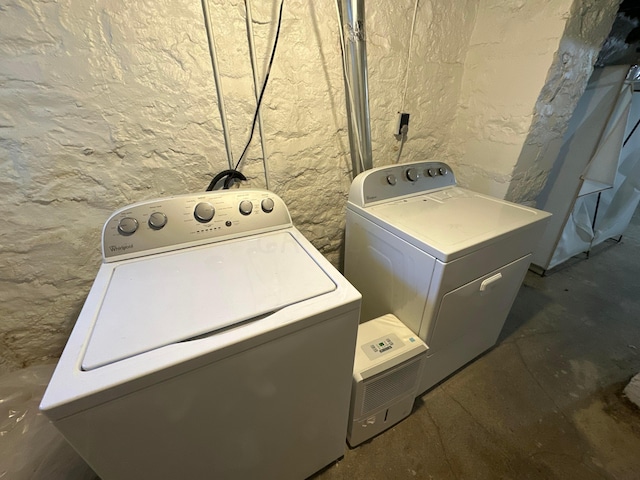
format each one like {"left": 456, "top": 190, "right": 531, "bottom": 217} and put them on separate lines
{"left": 206, "top": 169, "right": 247, "bottom": 191}
{"left": 206, "top": 0, "right": 285, "bottom": 191}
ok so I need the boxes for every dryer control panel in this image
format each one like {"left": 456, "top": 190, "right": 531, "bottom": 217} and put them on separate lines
{"left": 102, "top": 189, "right": 292, "bottom": 261}
{"left": 348, "top": 161, "right": 456, "bottom": 207}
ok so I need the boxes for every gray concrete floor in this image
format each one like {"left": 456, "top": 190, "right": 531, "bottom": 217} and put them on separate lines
{"left": 315, "top": 210, "right": 640, "bottom": 480}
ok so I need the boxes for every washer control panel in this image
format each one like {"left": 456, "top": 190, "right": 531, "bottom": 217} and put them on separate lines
{"left": 102, "top": 189, "right": 291, "bottom": 261}
{"left": 348, "top": 161, "right": 456, "bottom": 207}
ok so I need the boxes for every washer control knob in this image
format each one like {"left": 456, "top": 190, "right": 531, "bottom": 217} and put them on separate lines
{"left": 261, "top": 198, "right": 275, "bottom": 213}
{"left": 239, "top": 200, "right": 253, "bottom": 216}
{"left": 117, "top": 217, "right": 139, "bottom": 236}
{"left": 406, "top": 168, "right": 419, "bottom": 182}
{"left": 148, "top": 212, "right": 167, "bottom": 230}
{"left": 194, "top": 202, "right": 215, "bottom": 223}
{"left": 427, "top": 168, "right": 437, "bottom": 177}
{"left": 439, "top": 167, "right": 448, "bottom": 176}
{"left": 386, "top": 174, "right": 397, "bottom": 186}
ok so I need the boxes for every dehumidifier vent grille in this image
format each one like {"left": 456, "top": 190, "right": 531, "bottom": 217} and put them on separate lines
{"left": 362, "top": 357, "right": 422, "bottom": 415}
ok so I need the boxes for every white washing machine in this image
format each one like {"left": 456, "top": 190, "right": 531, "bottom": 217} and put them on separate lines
{"left": 345, "top": 161, "right": 551, "bottom": 394}
{"left": 40, "top": 189, "right": 361, "bottom": 480}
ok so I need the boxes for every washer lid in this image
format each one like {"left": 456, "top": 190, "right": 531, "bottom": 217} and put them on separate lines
{"left": 367, "top": 187, "right": 549, "bottom": 260}
{"left": 82, "top": 231, "right": 336, "bottom": 370}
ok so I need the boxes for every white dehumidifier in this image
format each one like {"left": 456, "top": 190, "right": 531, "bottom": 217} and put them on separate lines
{"left": 347, "top": 314, "right": 428, "bottom": 447}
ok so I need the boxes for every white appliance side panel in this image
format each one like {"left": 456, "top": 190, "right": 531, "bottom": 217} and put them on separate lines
{"left": 53, "top": 310, "right": 359, "bottom": 480}
{"left": 82, "top": 231, "right": 336, "bottom": 369}
{"left": 345, "top": 209, "right": 436, "bottom": 333}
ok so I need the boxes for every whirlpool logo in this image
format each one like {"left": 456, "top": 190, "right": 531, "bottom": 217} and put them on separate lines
{"left": 109, "top": 244, "right": 134, "bottom": 252}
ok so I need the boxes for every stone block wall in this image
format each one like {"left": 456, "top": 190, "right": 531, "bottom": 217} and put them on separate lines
{"left": 0, "top": 0, "right": 618, "bottom": 370}
{"left": 449, "top": 0, "right": 619, "bottom": 200}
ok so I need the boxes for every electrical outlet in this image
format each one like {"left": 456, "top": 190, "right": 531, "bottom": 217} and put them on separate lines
{"left": 396, "top": 113, "right": 410, "bottom": 136}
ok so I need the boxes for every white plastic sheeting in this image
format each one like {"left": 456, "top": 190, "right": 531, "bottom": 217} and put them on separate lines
{"left": 0, "top": 365, "right": 95, "bottom": 479}
{"left": 549, "top": 80, "right": 640, "bottom": 269}
{"left": 593, "top": 88, "right": 640, "bottom": 246}
{"left": 579, "top": 84, "right": 633, "bottom": 194}
{"left": 549, "top": 195, "right": 596, "bottom": 268}
{"left": 533, "top": 65, "right": 631, "bottom": 271}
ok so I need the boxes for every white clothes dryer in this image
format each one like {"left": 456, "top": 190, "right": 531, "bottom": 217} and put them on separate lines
{"left": 40, "top": 189, "right": 361, "bottom": 480}
{"left": 345, "top": 161, "right": 551, "bottom": 394}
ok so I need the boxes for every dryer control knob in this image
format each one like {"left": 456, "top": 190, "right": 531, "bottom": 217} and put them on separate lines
{"left": 117, "top": 217, "right": 139, "bottom": 236}
{"left": 439, "top": 167, "right": 448, "bottom": 176}
{"left": 261, "top": 198, "right": 275, "bottom": 213}
{"left": 386, "top": 174, "right": 397, "bottom": 185}
{"left": 148, "top": 212, "right": 167, "bottom": 230}
{"left": 239, "top": 200, "right": 253, "bottom": 216}
{"left": 406, "top": 168, "right": 419, "bottom": 182}
{"left": 194, "top": 202, "right": 215, "bottom": 223}
{"left": 427, "top": 168, "right": 437, "bottom": 177}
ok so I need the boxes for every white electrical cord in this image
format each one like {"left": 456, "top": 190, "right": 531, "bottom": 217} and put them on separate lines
{"left": 395, "top": 124, "right": 408, "bottom": 163}
{"left": 334, "top": 0, "right": 365, "bottom": 174}
{"left": 244, "top": 0, "right": 271, "bottom": 190}
{"left": 400, "top": 0, "right": 420, "bottom": 113}
{"left": 201, "top": 0, "right": 235, "bottom": 170}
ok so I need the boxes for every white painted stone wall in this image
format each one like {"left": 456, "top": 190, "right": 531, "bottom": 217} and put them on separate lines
{"left": 0, "top": 0, "right": 617, "bottom": 370}
{"left": 451, "top": 0, "right": 576, "bottom": 198}
{"left": 367, "top": 1, "right": 477, "bottom": 165}
{"left": 449, "top": 0, "right": 619, "bottom": 200}
{"left": 507, "top": 0, "right": 621, "bottom": 205}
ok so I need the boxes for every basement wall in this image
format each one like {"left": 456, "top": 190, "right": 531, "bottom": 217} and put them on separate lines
{"left": 0, "top": 0, "right": 617, "bottom": 370}
{"left": 507, "top": 0, "right": 621, "bottom": 205}
{"left": 449, "top": 0, "right": 619, "bottom": 200}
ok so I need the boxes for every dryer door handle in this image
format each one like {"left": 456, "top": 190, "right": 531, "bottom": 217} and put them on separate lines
{"left": 479, "top": 272, "right": 502, "bottom": 292}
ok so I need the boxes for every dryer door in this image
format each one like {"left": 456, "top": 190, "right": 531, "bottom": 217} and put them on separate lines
{"left": 428, "top": 254, "right": 531, "bottom": 353}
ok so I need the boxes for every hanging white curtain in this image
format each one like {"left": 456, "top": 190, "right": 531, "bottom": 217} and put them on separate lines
{"left": 592, "top": 87, "right": 640, "bottom": 246}
{"left": 549, "top": 79, "right": 638, "bottom": 270}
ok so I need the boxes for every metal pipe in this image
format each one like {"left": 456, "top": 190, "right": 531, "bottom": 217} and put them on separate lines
{"left": 201, "top": 0, "right": 235, "bottom": 170}
{"left": 340, "top": 0, "right": 373, "bottom": 174}
{"left": 244, "top": 0, "right": 271, "bottom": 190}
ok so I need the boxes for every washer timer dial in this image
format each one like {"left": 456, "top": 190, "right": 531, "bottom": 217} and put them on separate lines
{"left": 239, "top": 200, "right": 253, "bottom": 216}
{"left": 406, "top": 168, "right": 419, "bottom": 182}
{"left": 148, "top": 212, "right": 167, "bottom": 230}
{"left": 117, "top": 217, "right": 138, "bottom": 236}
{"left": 261, "top": 198, "right": 275, "bottom": 213}
{"left": 194, "top": 202, "right": 215, "bottom": 223}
